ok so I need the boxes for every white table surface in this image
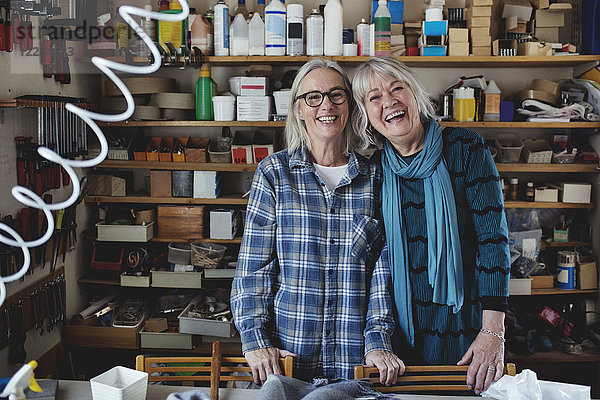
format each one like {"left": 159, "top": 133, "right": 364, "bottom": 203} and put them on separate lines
{"left": 55, "top": 380, "right": 484, "bottom": 400}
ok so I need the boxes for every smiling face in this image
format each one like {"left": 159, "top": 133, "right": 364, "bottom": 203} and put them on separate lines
{"left": 297, "top": 68, "right": 350, "bottom": 149}
{"left": 364, "top": 72, "right": 423, "bottom": 150}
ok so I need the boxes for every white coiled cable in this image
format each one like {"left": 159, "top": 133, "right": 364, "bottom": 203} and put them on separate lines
{"left": 0, "top": 2, "right": 190, "bottom": 307}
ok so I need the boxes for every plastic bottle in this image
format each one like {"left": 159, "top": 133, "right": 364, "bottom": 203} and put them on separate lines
{"left": 234, "top": 0, "right": 249, "bottom": 19}
{"left": 141, "top": 5, "right": 156, "bottom": 41}
{"left": 483, "top": 79, "right": 501, "bottom": 122}
{"left": 158, "top": 1, "right": 185, "bottom": 54}
{"left": 196, "top": 64, "right": 214, "bottom": 121}
{"left": 286, "top": 3, "right": 303, "bottom": 55}
{"left": 509, "top": 178, "right": 519, "bottom": 201}
{"left": 230, "top": 13, "right": 249, "bottom": 55}
{"left": 356, "top": 18, "right": 370, "bottom": 56}
{"left": 214, "top": 0, "right": 229, "bottom": 56}
{"left": 324, "top": 0, "right": 343, "bottom": 56}
{"left": 525, "top": 182, "right": 535, "bottom": 202}
{"left": 265, "top": 0, "right": 286, "bottom": 56}
{"left": 374, "top": 0, "right": 391, "bottom": 56}
{"left": 249, "top": 11, "right": 265, "bottom": 56}
{"left": 255, "top": 0, "right": 266, "bottom": 19}
{"left": 190, "top": 12, "right": 213, "bottom": 55}
{"left": 306, "top": 9, "right": 323, "bottom": 56}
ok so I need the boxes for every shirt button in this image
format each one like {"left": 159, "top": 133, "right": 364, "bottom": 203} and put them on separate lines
{"left": 326, "top": 330, "right": 331, "bottom": 335}
{"left": 330, "top": 208, "right": 335, "bottom": 214}
{"left": 330, "top": 239, "right": 335, "bottom": 244}
{"left": 328, "top": 269, "right": 333, "bottom": 274}
{"left": 321, "top": 182, "right": 325, "bottom": 186}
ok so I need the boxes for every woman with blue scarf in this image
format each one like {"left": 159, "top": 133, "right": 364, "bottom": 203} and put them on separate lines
{"left": 352, "top": 57, "right": 511, "bottom": 395}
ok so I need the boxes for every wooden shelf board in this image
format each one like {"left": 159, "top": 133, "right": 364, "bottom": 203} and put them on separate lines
{"left": 511, "top": 288, "right": 598, "bottom": 296}
{"left": 95, "top": 160, "right": 258, "bottom": 172}
{"left": 505, "top": 202, "right": 594, "bottom": 209}
{"left": 150, "top": 237, "right": 242, "bottom": 244}
{"left": 440, "top": 121, "right": 600, "bottom": 128}
{"left": 98, "top": 120, "right": 286, "bottom": 128}
{"left": 507, "top": 349, "right": 600, "bottom": 363}
{"left": 84, "top": 194, "right": 248, "bottom": 205}
{"left": 496, "top": 163, "right": 600, "bottom": 173}
{"left": 541, "top": 241, "right": 592, "bottom": 249}
{"left": 78, "top": 271, "right": 120, "bottom": 286}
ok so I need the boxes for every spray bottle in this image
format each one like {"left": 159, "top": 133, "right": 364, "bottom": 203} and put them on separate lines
{"left": 0, "top": 361, "right": 42, "bottom": 400}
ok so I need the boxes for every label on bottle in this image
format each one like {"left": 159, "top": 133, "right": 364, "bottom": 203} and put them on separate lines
{"left": 287, "top": 21, "right": 303, "bottom": 55}
{"left": 484, "top": 93, "right": 500, "bottom": 114}
{"left": 214, "top": 5, "right": 229, "bottom": 56}
{"left": 306, "top": 15, "right": 323, "bottom": 55}
{"left": 266, "top": 11, "right": 286, "bottom": 49}
{"left": 357, "top": 23, "right": 370, "bottom": 56}
{"left": 374, "top": 16, "right": 391, "bottom": 55}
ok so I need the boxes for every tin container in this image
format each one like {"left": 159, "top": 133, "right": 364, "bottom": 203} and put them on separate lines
{"left": 556, "top": 250, "right": 577, "bottom": 290}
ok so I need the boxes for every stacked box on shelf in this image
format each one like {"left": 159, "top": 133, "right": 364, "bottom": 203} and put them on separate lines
{"left": 535, "top": 4, "right": 571, "bottom": 44}
{"left": 469, "top": 0, "right": 493, "bottom": 55}
{"left": 230, "top": 76, "right": 271, "bottom": 122}
{"left": 501, "top": 0, "right": 533, "bottom": 55}
{"left": 421, "top": 20, "right": 448, "bottom": 56}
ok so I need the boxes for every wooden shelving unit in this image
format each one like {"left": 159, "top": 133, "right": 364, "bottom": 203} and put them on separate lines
{"left": 541, "top": 241, "right": 592, "bottom": 249}
{"left": 504, "top": 201, "right": 594, "bottom": 209}
{"left": 496, "top": 164, "right": 599, "bottom": 173}
{"left": 84, "top": 194, "right": 248, "bottom": 205}
{"left": 440, "top": 121, "right": 600, "bottom": 128}
{"left": 82, "top": 230, "right": 241, "bottom": 244}
{"left": 527, "top": 288, "right": 598, "bottom": 295}
{"left": 507, "top": 349, "right": 600, "bottom": 363}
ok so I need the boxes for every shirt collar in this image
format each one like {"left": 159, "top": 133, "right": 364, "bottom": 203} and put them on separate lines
{"left": 289, "top": 145, "right": 370, "bottom": 179}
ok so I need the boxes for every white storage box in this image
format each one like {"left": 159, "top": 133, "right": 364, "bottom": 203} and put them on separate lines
{"left": 509, "top": 278, "right": 532, "bottom": 295}
{"left": 273, "top": 90, "right": 291, "bottom": 115}
{"left": 96, "top": 222, "right": 155, "bottom": 242}
{"left": 178, "top": 295, "right": 236, "bottom": 337}
{"left": 534, "top": 186, "right": 559, "bottom": 202}
{"left": 140, "top": 328, "right": 193, "bottom": 349}
{"left": 560, "top": 182, "right": 592, "bottom": 204}
{"left": 90, "top": 366, "right": 148, "bottom": 400}
{"left": 237, "top": 96, "right": 271, "bottom": 121}
{"left": 210, "top": 209, "right": 239, "bottom": 240}
{"left": 203, "top": 268, "right": 236, "bottom": 279}
{"left": 523, "top": 139, "right": 552, "bottom": 164}
{"left": 232, "top": 130, "right": 254, "bottom": 164}
{"left": 240, "top": 76, "right": 268, "bottom": 96}
{"left": 120, "top": 273, "right": 150, "bottom": 287}
{"left": 193, "top": 171, "right": 221, "bottom": 198}
{"left": 150, "top": 269, "right": 203, "bottom": 289}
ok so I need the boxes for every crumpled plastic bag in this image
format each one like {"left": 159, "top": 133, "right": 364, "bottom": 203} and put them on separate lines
{"left": 481, "top": 369, "right": 591, "bottom": 400}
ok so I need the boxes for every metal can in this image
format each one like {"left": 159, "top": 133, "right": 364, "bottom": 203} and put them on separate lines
{"left": 306, "top": 9, "right": 324, "bottom": 56}
{"left": 356, "top": 19, "right": 370, "bottom": 56}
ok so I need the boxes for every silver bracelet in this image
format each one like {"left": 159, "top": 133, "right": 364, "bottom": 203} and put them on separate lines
{"left": 480, "top": 328, "right": 506, "bottom": 342}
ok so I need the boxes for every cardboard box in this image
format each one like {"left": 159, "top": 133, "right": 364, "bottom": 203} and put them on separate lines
{"left": 144, "top": 318, "right": 168, "bottom": 332}
{"left": 531, "top": 274, "right": 554, "bottom": 289}
{"left": 240, "top": 76, "right": 269, "bottom": 96}
{"left": 535, "top": 27, "right": 559, "bottom": 43}
{"left": 146, "top": 137, "right": 162, "bottom": 162}
{"left": 472, "top": 46, "right": 491, "bottom": 56}
{"left": 449, "top": 42, "right": 470, "bottom": 56}
{"left": 96, "top": 222, "right": 155, "bottom": 242}
{"left": 580, "top": 66, "right": 600, "bottom": 85}
{"left": 536, "top": 9, "right": 564, "bottom": 27}
{"left": 472, "top": 0, "right": 493, "bottom": 5}
{"left": 468, "top": 5, "right": 492, "bottom": 17}
{"left": 493, "top": 39, "right": 517, "bottom": 56}
{"left": 158, "top": 137, "right": 173, "bottom": 162}
{"left": 237, "top": 96, "right": 271, "bottom": 121}
{"left": 150, "top": 170, "right": 172, "bottom": 197}
{"left": 172, "top": 137, "right": 188, "bottom": 162}
{"left": 193, "top": 171, "right": 221, "bottom": 199}
{"left": 518, "top": 41, "right": 553, "bottom": 56}
{"left": 553, "top": 227, "right": 569, "bottom": 242}
{"left": 468, "top": 16, "right": 491, "bottom": 27}
{"left": 509, "top": 278, "right": 532, "bottom": 295}
{"left": 87, "top": 175, "right": 126, "bottom": 197}
{"left": 560, "top": 182, "right": 592, "bottom": 204}
{"left": 253, "top": 130, "right": 276, "bottom": 163}
{"left": 471, "top": 35, "right": 491, "bottom": 47}
{"left": 534, "top": 186, "right": 559, "bottom": 202}
{"left": 65, "top": 322, "right": 144, "bottom": 349}
{"left": 531, "top": 0, "right": 549, "bottom": 9}
{"left": 232, "top": 130, "right": 254, "bottom": 164}
{"left": 577, "top": 262, "right": 598, "bottom": 290}
{"left": 470, "top": 26, "right": 490, "bottom": 37}
{"left": 210, "top": 209, "right": 239, "bottom": 240}
{"left": 502, "top": 0, "right": 534, "bottom": 21}
{"left": 157, "top": 205, "right": 204, "bottom": 239}
{"left": 449, "top": 28, "right": 469, "bottom": 43}
{"left": 132, "top": 137, "right": 150, "bottom": 161}
{"left": 185, "top": 137, "right": 209, "bottom": 163}
{"left": 508, "top": 20, "right": 528, "bottom": 33}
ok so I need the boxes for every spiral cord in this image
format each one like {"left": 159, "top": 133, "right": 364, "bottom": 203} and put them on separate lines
{"left": 0, "top": 2, "right": 190, "bottom": 307}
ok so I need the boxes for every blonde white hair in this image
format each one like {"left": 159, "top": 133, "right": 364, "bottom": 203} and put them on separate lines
{"left": 285, "top": 58, "right": 367, "bottom": 154}
{"left": 351, "top": 56, "right": 435, "bottom": 149}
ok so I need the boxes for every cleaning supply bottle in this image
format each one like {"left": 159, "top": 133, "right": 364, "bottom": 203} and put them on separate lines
{"left": 306, "top": 8, "right": 323, "bottom": 56}
{"left": 249, "top": 11, "right": 265, "bottom": 55}
{"left": 357, "top": 18, "right": 370, "bottom": 56}
{"left": 234, "top": 0, "right": 249, "bottom": 19}
{"left": 324, "top": 0, "right": 342, "bottom": 56}
{"left": 483, "top": 79, "right": 501, "bottom": 122}
{"left": 230, "top": 13, "right": 249, "bottom": 55}
{"left": 190, "top": 10, "right": 213, "bottom": 55}
{"left": 141, "top": 5, "right": 156, "bottom": 41}
{"left": 214, "top": 0, "right": 229, "bottom": 56}
{"left": 265, "top": 0, "right": 286, "bottom": 55}
{"left": 158, "top": 0, "right": 186, "bottom": 54}
{"left": 286, "top": 3, "right": 303, "bottom": 55}
{"left": 0, "top": 361, "right": 42, "bottom": 400}
{"left": 374, "top": 0, "right": 391, "bottom": 56}
{"left": 255, "top": 0, "right": 266, "bottom": 19}
{"left": 196, "top": 64, "right": 214, "bottom": 121}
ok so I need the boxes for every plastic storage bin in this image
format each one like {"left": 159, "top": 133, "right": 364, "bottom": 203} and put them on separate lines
{"left": 208, "top": 137, "right": 233, "bottom": 163}
{"left": 191, "top": 241, "right": 227, "bottom": 268}
{"left": 495, "top": 133, "right": 524, "bottom": 163}
{"left": 90, "top": 366, "right": 148, "bottom": 400}
{"left": 523, "top": 139, "right": 552, "bottom": 163}
{"left": 168, "top": 242, "right": 191, "bottom": 265}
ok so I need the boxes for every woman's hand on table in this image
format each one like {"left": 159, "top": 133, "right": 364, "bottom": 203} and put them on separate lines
{"left": 365, "top": 350, "right": 405, "bottom": 386}
{"left": 245, "top": 347, "right": 298, "bottom": 385}
{"left": 457, "top": 331, "right": 505, "bottom": 395}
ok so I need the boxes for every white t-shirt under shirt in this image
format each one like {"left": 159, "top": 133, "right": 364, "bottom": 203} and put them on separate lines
{"left": 313, "top": 163, "right": 349, "bottom": 191}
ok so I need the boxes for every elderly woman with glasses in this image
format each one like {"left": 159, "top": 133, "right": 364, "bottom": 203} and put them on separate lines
{"left": 351, "top": 57, "right": 510, "bottom": 395}
{"left": 231, "top": 58, "right": 402, "bottom": 385}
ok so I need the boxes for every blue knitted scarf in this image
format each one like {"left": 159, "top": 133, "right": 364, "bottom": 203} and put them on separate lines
{"left": 381, "top": 118, "right": 464, "bottom": 347}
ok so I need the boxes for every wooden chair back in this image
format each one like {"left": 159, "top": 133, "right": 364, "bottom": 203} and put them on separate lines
{"left": 136, "top": 342, "right": 294, "bottom": 400}
{"left": 354, "top": 362, "right": 517, "bottom": 393}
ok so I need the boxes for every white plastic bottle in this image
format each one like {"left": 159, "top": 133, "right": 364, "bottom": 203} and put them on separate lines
{"left": 374, "top": 0, "right": 391, "bottom": 56}
{"left": 286, "top": 3, "right": 303, "bottom": 55}
{"left": 356, "top": 18, "right": 370, "bottom": 56}
{"left": 255, "top": 0, "right": 266, "bottom": 19}
{"left": 230, "top": 13, "right": 249, "bottom": 55}
{"left": 265, "top": 0, "right": 286, "bottom": 55}
{"left": 324, "top": 0, "right": 343, "bottom": 56}
{"left": 484, "top": 80, "right": 501, "bottom": 122}
{"left": 306, "top": 9, "right": 323, "bottom": 56}
{"left": 249, "top": 11, "right": 265, "bottom": 55}
{"left": 214, "top": 0, "right": 229, "bottom": 56}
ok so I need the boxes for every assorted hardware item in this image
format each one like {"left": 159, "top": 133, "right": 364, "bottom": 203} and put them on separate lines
{"left": 187, "top": 291, "right": 231, "bottom": 323}
{"left": 112, "top": 296, "right": 146, "bottom": 327}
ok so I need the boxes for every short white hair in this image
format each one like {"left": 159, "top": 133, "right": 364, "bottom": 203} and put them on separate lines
{"left": 285, "top": 58, "right": 368, "bottom": 154}
{"left": 351, "top": 56, "right": 435, "bottom": 148}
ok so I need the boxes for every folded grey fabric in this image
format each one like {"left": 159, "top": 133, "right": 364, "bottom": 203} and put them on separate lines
{"left": 166, "top": 390, "right": 211, "bottom": 400}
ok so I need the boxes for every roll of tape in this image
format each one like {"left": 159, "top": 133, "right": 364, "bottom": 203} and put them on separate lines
{"left": 151, "top": 93, "right": 195, "bottom": 109}
{"left": 516, "top": 89, "right": 557, "bottom": 106}
{"left": 132, "top": 106, "right": 161, "bottom": 121}
{"left": 104, "top": 77, "right": 176, "bottom": 97}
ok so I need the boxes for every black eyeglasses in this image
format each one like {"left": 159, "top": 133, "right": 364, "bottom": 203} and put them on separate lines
{"left": 296, "top": 88, "right": 350, "bottom": 107}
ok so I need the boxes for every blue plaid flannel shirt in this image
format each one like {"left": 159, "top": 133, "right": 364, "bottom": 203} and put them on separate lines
{"left": 231, "top": 146, "right": 395, "bottom": 380}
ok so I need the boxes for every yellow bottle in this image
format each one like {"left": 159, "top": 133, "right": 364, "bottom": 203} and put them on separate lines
{"left": 453, "top": 87, "right": 475, "bottom": 122}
